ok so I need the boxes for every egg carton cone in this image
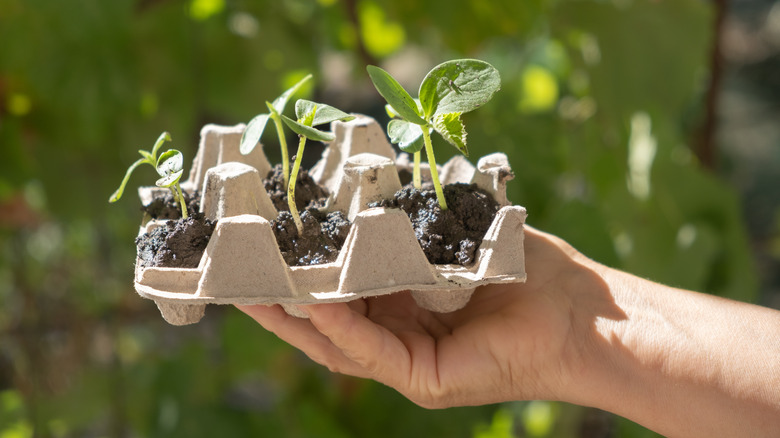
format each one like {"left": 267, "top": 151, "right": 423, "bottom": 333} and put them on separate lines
{"left": 133, "top": 115, "right": 527, "bottom": 325}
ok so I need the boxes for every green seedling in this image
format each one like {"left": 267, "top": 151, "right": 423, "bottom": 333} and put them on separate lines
{"left": 367, "top": 59, "right": 501, "bottom": 210}
{"left": 280, "top": 99, "right": 355, "bottom": 234}
{"left": 109, "top": 132, "right": 189, "bottom": 219}
{"left": 240, "top": 74, "right": 313, "bottom": 188}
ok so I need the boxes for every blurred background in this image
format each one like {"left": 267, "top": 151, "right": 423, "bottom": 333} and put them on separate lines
{"left": 1, "top": 0, "right": 778, "bottom": 436}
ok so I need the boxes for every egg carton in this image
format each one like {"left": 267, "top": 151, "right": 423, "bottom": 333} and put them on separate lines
{"left": 134, "top": 115, "right": 527, "bottom": 325}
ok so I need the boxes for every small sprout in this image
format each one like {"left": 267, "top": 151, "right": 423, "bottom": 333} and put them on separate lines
{"left": 280, "top": 99, "right": 355, "bottom": 234}
{"left": 155, "top": 149, "right": 188, "bottom": 220}
{"left": 367, "top": 59, "right": 501, "bottom": 210}
{"left": 109, "top": 132, "right": 189, "bottom": 219}
{"left": 240, "top": 74, "right": 313, "bottom": 188}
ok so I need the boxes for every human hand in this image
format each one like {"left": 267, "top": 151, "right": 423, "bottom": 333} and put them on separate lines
{"left": 237, "top": 227, "right": 608, "bottom": 408}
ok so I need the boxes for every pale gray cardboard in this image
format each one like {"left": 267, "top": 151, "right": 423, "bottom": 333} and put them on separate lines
{"left": 133, "top": 116, "right": 527, "bottom": 325}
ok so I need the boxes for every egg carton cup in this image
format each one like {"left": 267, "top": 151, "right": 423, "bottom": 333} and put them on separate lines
{"left": 134, "top": 115, "right": 527, "bottom": 325}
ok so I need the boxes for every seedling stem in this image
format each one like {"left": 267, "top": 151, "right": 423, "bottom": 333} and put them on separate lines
{"left": 272, "top": 114, "right": 291, "bottom": 188}
{"left": 421, "top": 127, "right": 447, "bottom": 209}
{"left": 288, "top": 135, "right": 307, "bottom": 234}
{"left": 413, "top": 150, "right": 421, "bottom": 189}
{"left": 173, "top": 184, "right": 188, "bottom": 219}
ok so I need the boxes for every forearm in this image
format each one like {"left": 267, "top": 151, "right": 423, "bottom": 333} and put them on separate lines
{"left": 568, "top": 264, "right": 780, "bottom": 437}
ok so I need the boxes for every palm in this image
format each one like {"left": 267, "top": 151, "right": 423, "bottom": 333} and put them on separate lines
{"left": 238, "top": 227, "right": 585, "bottom": 407}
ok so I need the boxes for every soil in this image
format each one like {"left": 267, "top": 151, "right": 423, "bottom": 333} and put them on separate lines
{"left": 271, "top": 209, "right": 351, "bottom": 266}
{"left": 370, "top": 183, "right": 499, "bottom": 265}
{"left": 135, "top": 213, "right": 216, "bottom": 269}
{"left": 264, "top": 164, "right": 329, "bottom": 213}
{"left": 142, "top": 189, "right": 201, "bottom": 220}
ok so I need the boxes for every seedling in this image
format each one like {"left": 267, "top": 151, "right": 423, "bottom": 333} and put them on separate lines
{"left": 240, "top": 74, "right": 312, "bottom": 188}
{"left": 109, "top": 132, "right": 189, "bottom": 219}
{"left": 280, "top": 99, "right": 355, "bottom": 234}
{"left": 367, "top": 59, "right": 501, "bottom": 209}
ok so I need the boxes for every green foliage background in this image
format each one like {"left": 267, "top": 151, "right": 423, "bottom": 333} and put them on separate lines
{"left": 1, "top": 0, "right": 777, "bottom": 436}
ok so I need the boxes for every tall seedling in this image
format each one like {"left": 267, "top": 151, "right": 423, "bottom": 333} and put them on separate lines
{"left": 280, "top": 100, "right": 355, "bottom": 234}
{"left": 240, "top": 74, "right": 312, "bottom": 188}
{"left": 367, "top": 59, "right": 501, "bottom": 209}
{"left": 109, "top": 132, "right": 189, "bottom": 219}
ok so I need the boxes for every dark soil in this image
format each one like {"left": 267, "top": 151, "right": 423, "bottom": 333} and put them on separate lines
{"left": 136, "top": 213, "right": 216, "bottom": 269}
{"left": 271, "top": 209, "right": 351, "bottom": 266}
{"left": 264, "top": 164, "right": 329, "bottom": 213}
{"left": 142, "top": 189, "right": 201, "bottom": 220}
{"left": 370, "top": 183, "right": 499, "bottom": 265}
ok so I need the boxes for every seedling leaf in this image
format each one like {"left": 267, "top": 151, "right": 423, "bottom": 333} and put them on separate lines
{"left": 280, "top": 115, "right": 335, "bottom": 142}
{"left": 432, "top": 112, "right": 468, "bottom": 156}
{"left": 385, "top": 104, "right": 399, "bottom": 119}
{"left": 156, "top": 149, "right": 184, "bottom": 177}
{"left": 150, "top": 132, "right": 172, "bottom": 158}
{"left": 155, "top": 169, "right": 184, "bottom": 188}
{"left": 367, "top": 65, "right": 426, "bottom": 125}
{"left": 271, "top": 74, "right": 312, "bottom": 114}
{"left": 387, "top": 119, "right": 424, "bottom": 153}
{"left": 108, "top": 158, "right": 146, "bottom": 203}
{"left": 138, "top": 150, "right": 155, "bottom": 162}
{"left": 295, "top": 100, "right": 356, "bottom": 126}
{"left": 385, "top": 100, "right": 422, "bottom": 120}
{"left": 240, "top": 113, "right": 271, "bottom": 154}
{"left": 239, "top": 74, "right": 312, "bottom": 155}
{"left": 419, "top": 59, "right": 501, "bottom": 118}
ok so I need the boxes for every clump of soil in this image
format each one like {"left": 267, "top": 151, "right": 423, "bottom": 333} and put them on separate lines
{"left": 264, "top": 164, "right": 329, "bottom": 213}
{"left": 142, "top": 189, "right": 201, "bottom": 220}
{"left": 136, "top": 213, "right": 216, "bottom": 268}
{"left": 271, "top": 209, "right": 351, "bottom": 266}
{"left": 371, "top": 183, "right": 499, "bottom": 265}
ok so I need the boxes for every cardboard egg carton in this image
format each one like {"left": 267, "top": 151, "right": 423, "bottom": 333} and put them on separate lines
{"left": 134, "top": 115, "right": 527, "bottom": 325}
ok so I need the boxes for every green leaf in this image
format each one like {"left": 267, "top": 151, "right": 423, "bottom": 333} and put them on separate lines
{"left": 108, "top": 158, "right": 146, "bottom": 203}
{"left": 240, "top": 112, "right": 271, "bottom": 154}
{"left": 385, "top": 99, "right": 422, "bottom": 120}
{"left": 150, "top": 131, "right": 172, "bottom": 158}
{"left": 366, "top": 65, "right": 426, "bottom": 125}
{"left": 155, "top": 169, "right": 183, "bottom": 188}
{"left": 240, "top": 74, "right": 311, "bottom": 155}
{"left": 419, "top": 59, "right": 501, "bottom": 118}
{"left": 138, "top": 149, "right": 155, "bottom": 163}
{"left": 387, "top": 119, "right": 424, "bottom": 153}
{"left": 295, "top": 100, "right": 355, "bottom": 127}
{"left": 156, "top": 149, "right": 184, "bottom": 177}
{"left": 385, "top": 104, "right": 399, "bottom": 119}
{"left": 280, "top": 115, "right": 335, "bottom": 142}
{"left": 432, "top": 112, "right": 468, "bottom": 156}
{"left": 271, "top": 73, "right": 312, "bottom": 114}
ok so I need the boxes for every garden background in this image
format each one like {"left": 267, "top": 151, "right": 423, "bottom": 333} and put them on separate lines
{"left": 1, "top": 0, "right": 778, "bottom": 436}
